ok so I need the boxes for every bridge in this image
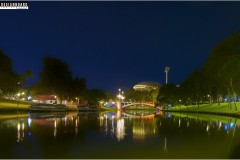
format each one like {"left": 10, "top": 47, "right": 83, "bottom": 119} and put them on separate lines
{"left": 120, "top": 102, "right": 155, "bottom": 109}
{"left": 122, "top": 112, "right": 156, "bottom": 118}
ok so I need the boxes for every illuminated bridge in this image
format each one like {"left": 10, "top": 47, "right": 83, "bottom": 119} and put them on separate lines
{"left": 121, "top": 102, "right": 155, "bottom": 109}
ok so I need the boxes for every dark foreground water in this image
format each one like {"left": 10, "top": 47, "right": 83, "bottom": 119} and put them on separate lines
{"left": 1, "top": 110, "right": 240, "bottom": 159}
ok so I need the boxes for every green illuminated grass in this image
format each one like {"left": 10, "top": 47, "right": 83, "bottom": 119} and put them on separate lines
{"left": 99, "top": 105, "right": 117, "bottom": 111}
{"left": 166, "top": 102, "right": 240, "bottom": 115}
{"left": 0, "top": 100, "right": 31, "bottom": 112}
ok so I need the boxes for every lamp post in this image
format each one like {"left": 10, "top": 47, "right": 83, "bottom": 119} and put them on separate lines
{"left": 164, "top": 66, "right": 170, "bottom": 84}
{"left": 17, "top": 82, "right": 21, "bottom": 114}
{"left": 117, "top": 89, "right": 122, "bottom": 110}
{"left": 122, "top": 91, "right": 124, "bottom": 103}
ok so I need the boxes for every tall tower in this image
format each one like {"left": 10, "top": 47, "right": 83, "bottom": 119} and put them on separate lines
{"left": 164, "top": 66, "right": 170, "bottom": 84}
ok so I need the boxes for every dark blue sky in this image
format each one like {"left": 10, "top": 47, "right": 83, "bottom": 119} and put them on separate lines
{"left": 1, "top": 2, "right": 240, "bottom": 92}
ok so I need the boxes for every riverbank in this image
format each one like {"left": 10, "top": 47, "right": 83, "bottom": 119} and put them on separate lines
{"left": 0, "top": 99, "right": 31, "bottom": 112}
{"left": 163, "top": 102, "right": 240, "bottom": 117}
{"left": 0, "top": 99, "right": 78, "bottom": 112}
{"left": 99, "top": 105, "right": 117, "bottom": 111}
{"left": 169, "top": 112, "right": 240, "bottom": 125}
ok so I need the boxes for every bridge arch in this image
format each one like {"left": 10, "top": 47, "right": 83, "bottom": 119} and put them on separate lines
{"left": 122, "top": 102, "right": 155, "bottom": 109}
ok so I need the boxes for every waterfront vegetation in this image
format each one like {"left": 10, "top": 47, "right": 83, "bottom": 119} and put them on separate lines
{"left": 156, "top": 32, "right": 240, "bottom": 113}
{"left": 166, "top": 102, "right": 240, "bottom": 115}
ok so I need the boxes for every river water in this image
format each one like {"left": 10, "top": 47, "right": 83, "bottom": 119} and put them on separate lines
{"left": 0, "top": 110, "right": 240, "bottom": 159}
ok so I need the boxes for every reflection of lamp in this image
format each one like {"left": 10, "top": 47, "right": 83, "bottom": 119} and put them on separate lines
{"left": 164, "top": 137, "right": 167, "bottom": 152}
{"left": 17, "top": 122, "right": 25, "bottom": 142}
{"left": 116, "top": 119, "right": 125, "bottom": 141}
{"left": 54, "top": 120, "right": 57, "bottom": 137}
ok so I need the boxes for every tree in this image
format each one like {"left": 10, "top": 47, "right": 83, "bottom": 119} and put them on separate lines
{"left": 156, "top": 83, "right": 179, "bottom": 108}
{"left": 0, "top": 50, "right": 21, "bottom": 98}
{"left": 38, "top": 56, "right": 73, "bottom": 101}
{"left": 203, "top": 32, "right": 240, "bottom": 110}
{"left": 71, "top": 76, "right": 86, "bottom": 104}
{"left": 84, "top": 89, "right": 108, "bottom": 106}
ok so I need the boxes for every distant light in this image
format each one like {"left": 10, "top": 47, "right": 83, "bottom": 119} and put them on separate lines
{"left": 224, "top": 124, "right": 228, "bottom": 131}
{"left": 27, "top": 96, "right": 32, "bottom": 100}
{"left": 17, "top": 123, "right": 20, "bottom": 131}
{"left": 230, "top": 122, "right": 234, "bottom": 129}
{"left": 28, "top": 118, "right": 32, "bottom": 127}
{"left": 219, "top": 122, "right": 222, "bottom": 128}
{"left": 17, "top": 93, "right": 20, "bottom": 96}
{"left": 22, "top": 92, "right": 25, "bottom": 95}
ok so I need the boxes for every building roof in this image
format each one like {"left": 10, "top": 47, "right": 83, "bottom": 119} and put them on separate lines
{"left": 135, "top": 81, "right": 160, "bottom": 86}
{"left": 133, "top": 81, "right": 160, "bottom": 91}
{"left": 33, "top": 95, "right": 56, "bottom": 101}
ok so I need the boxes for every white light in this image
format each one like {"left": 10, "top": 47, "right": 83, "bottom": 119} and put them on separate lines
{"left": 17, "top": 123, "right": 20, "bottom": 131}
{"left": 27, "top": 96, "right": 32, "bottom": 100}
{"left": 22, "top": 123, "right": 24, "bottom": 130}
{"left": 28, "top": 118, "right": 32, "bottom": 127}
{"left": 22, "top": 92, "right": 25, "bottom": 95}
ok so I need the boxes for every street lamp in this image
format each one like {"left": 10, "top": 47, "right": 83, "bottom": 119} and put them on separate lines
{"left": 17, "top": 82, "right": 21, "bottom": 114}
{"left": 164, "top": 66, "right": 170, "bottom": 84}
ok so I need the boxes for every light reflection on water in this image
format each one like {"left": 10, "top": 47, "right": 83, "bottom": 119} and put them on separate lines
{"left": 0, "top": 111, "right": 240, "bottom": 158}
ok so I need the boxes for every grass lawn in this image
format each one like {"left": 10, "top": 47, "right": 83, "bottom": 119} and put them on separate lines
{"left": 0, "top": 99, "right": 31, "bottom": 112}
{"left": 166, "top": 102, "right": 240, "bottom": 115}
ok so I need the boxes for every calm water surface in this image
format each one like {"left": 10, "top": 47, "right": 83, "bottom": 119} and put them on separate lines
{"left": 1, "top": 110, "right": 240, "bottom": 159}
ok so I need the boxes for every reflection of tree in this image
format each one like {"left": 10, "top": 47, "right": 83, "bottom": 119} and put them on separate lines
{"left": 132, "top": 118, "right": 157, "bottom": 142}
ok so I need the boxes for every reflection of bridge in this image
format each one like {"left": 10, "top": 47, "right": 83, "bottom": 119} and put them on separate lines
{"left": 121, "top": 102, "right": 155, "bottom": 109}
{"left": 122, "top": 112, "right": 156, "bottom": 118}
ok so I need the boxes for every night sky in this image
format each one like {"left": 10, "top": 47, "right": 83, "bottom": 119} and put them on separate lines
{"left": 1, "top": 2, "right": 240, "bottom": 92}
